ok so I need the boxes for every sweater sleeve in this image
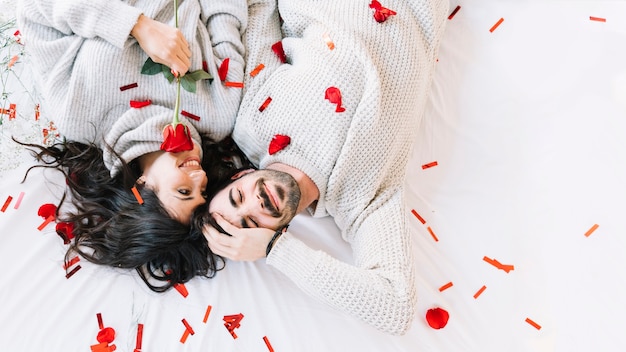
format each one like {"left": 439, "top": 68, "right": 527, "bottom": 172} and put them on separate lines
{"left": 267, "top": 189, "right": 416, "bottom": 335}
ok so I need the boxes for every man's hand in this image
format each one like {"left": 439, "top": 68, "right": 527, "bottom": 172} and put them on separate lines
{"left": 203, "top": 213, "right": 275, "bottom": 261}
{"left": 131, "top": 14, "right": 192, "bottom": 76}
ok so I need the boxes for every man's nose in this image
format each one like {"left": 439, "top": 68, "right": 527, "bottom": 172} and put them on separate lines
{"left": 189, "top": 169, "right": 207, "bottom": 184}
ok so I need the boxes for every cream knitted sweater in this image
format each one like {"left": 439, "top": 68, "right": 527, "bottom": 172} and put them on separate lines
{"left": 17, "top": 0, "right": 248, "bottom": 175}
{"left": 235, "top": 0, "right": 448, "bottom": 335}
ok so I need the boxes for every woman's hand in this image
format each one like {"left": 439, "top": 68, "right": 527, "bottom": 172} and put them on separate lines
{"left": 131, "top": 14, "right": 192, "bottom": 76}
{"left": 203, "top": 213, "right": 275, "bottom": 261}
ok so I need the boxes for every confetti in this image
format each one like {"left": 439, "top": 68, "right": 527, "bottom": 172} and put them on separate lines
{"left": 218, "top": 58, "right": 230, "bottom": 81}
{"left": 35, "top": 104, "right": 40, "bottom": 120}
{"left": 180, "top": 329, "right": 190, "bottom": 344}
{"left": 489, "top": 18, "right": 504, "bottom": 33}
{"left": 589, "top": 16, "right": 606, "bottom": 22}
{"left": 422, "top": 161, "right": 438, "bottom": 169}
{"left": 224, "top": 81, "right": 244, "bottom": 88}
{"left": 369, "top": 0, "right": 397, "bottom": 23}
{"left": 174, "top": 282, "right": 188, "bottom": 298}
{"left": 131, "top": 186, "right": 144, "bottom": 205}
{"left": 120, "top": 83, "right": 138, "bottom": 91}
{"left": 65, "top": 265, "right": 82, "bottom": 279}
{"left": 129, "top": 100, "right": 152, "bottom": 108}
{"left": 203, "top": 305, "right": 212, "bottom": 323}
{"left": 325, "top": 86, "right": 346, "bottom": 112}
{"left": 135, "top": 323, "right": 144, "bottom": 351}
{"left": 439, "top": 282, "right": 454, "bottom": 292}
{"left": 97, "top": 313, "right": 104, "bottom": 330}
{"left": 271, "top": 41, "right": 287, "bottom": 63}
{"left": 483, "top": 256, "right": 515, "bottom": 273}
{"left": 411, "top": 209, "right": 426, "bottom": 224}
{"left": 584, "top": 224, "right": 599, "bottom": 237}
{"left": 63, "top": 256, "right": 80, "bottom": 270}
{"left": 473, "top": 285, "right": 487, "bottom": 299}
{"left": 202, "top": 60, "right": 208, "bottom": 72}
{"left": 182, "top": 318, "right": 195, "bottom": 335}
{"left": 1, "top": 196, "right": 12, "bottom": 212}
{"left": 448, "top": 5, "right": 461, "bottom": 20}
{"left": 269, "top": 134, "right": 291, "bottom": 155}
{"left": 427, "top": 226, "right": 439, "bottom": 242}
{"left": 37, "top": 215, "right": 55, "bottom": 231}
{"left": 525, "top": 317, "right": 542, "bottom": 330}
{"left": 323, "top": 32, "right": 335, "bottom": 50}
{"left": 250, "top": 63, "right": 265, "bottom": 77}
{"left": 259, "top": 97, "right": 272, "bottom": 112}
{"left": 8, "top": 55, "right": 18, "bottom": 68}
{"left": 263, "top": 336, "right": 275, "bottom": 352}
{"left": 14, "top": 192, "right": 24, "bottom": 209}
{"left": 181, "top": 110, "right": 201, "bottom": 121}
{"left": 223, "top": 313, "right": 244, "bottom": 339}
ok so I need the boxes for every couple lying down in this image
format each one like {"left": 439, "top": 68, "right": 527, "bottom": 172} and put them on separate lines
{"left": 16, "top": 0, "right": 448, "bottom": 335}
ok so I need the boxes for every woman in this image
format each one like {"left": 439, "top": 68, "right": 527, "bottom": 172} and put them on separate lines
{"left": 16, "top": 0, "right": 248, "bottom": 291}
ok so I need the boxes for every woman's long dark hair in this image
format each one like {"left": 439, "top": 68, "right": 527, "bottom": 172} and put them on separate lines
{"left": 17, "top": 137, "right": 248, "bottom": 292}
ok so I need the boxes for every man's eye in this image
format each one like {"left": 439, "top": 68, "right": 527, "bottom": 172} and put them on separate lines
{"left": 178, "top": 189, "right": 191, "bottom": 196}
{"left": 250, "top": 218, "right": 259, "bottom": 228}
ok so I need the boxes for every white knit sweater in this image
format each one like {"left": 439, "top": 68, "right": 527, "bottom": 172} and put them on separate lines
{"left": 235, "top": 0, "right": 448, "bottom": 335}
{"left": 16, "top": 0, "right": 248, "bottom": 175}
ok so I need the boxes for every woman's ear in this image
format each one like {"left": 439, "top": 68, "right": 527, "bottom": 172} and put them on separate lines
{"left": 231, "top": 168, "right": 255, "bottom": 180}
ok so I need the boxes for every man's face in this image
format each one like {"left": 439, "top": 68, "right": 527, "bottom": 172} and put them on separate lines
{"left": 209, "top": 169, "right": 301, "bottom": 230}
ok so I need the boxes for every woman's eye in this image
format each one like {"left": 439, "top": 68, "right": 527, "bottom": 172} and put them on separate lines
{"left": 238, "top": 189, "right": 243, "bottom": 202}
{"left": 178, "top": 189, "right": 191, "bottom": 196}
{"left": 201, "top": 191, "right": 208, "bottom": 199}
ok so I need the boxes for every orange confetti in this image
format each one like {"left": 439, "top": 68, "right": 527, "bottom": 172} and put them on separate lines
{"left": 8, "top": 103, "right": 16, "bottom": 119}
{"left": 473, "top": 285, "right": 487, "bottom": 299}
{"left": 224, "top": 81, "right": 244, "bottom": 88}
{"left": 37, "top": 214, "right": 55, "bottom": 231}
{"left": 427, "top": 226, "right": 439, "bottom": 242}
{"left": 489, "top": 18, "right": 504, "bottom": 33}
{"left": 263, "top": 336, "right": 275, "bottom": 352}
{"left": 525, "top": 317, "right": 542, "bottom": 330}
{"left": 180, "top": 329, "right": 190, "bottom": 344}
{"left": 35, "top": 104, "right": 40, "bottom": 120}
{"left": 422, "top": 161, "right": 438, "bottom": 170}
{"left": 203, "top": 305, "right": 212, "bottom": 323}
{"left": 584, "top": 224, "right": 599, "bottom": 237}
{"left": 8, "top": 55, "right": 18, "bottom": 68}
{"left": 448, "top": 5, "right": 461, "bottom": 20}
{"left": 131, "top": 186, "right": 144, "bottom": 205}
{"left": 411, "top": 209, "right": 426, "bottom": 224}
{"left": 250, "top": 63, "right": 265, "bottom": 77}
{"left": 439, "top": 282, "right": 453, "bottom": 292}
{"left": 323, "top": 32, "right": 335, "bottom": 50}
{"left": 589, "top": 16, "right": 606, "bottom": 22}
{"left": 483, "top": 256, "right": 515, "bottom": 273}
{"left": 1, "top": 196, "right": 12, "bottom": 212}
{"left": 174, "top": 283, "right": 188, "bottom": 298}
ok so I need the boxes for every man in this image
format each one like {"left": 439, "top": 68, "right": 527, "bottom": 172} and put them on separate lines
{"left": 204, "top": 0, "right": 448, "bottom": 335}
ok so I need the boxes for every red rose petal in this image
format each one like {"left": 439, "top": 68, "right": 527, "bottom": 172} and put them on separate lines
{"left": 97, "top": 327, "right": 116, "bottom": 344}
{"left": 55, "top": 222, "right": 75, "bottom": 244}
{"left": 268, "top": 134, "right": 291, "bottom": 155}
{"left": 38, "top": 203, "right": 57, "bottom": 219}
{"left": 218, "top": 58, "right": 230, "bottom": 81}
{"left": 271, "top": 41, "right": 287, "bottom": 63}
{"left": 426, "top": 307, "right": 449, "bottom": 329}
{"left": 160, "top": 123, "right": 194, "bottom": 153}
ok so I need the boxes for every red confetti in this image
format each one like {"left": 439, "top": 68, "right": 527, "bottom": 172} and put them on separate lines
{"left": 55, "top": 221, "right": 75, "bottom": 244}
{"left": 427, "top": 226, "right": 439, "bottom": 242}
{"left": 225, "top": 81, "right": 244, "bottom": 88}
{"left": 259, "top": 97, "right": 272, "bottom": 112}
{"left": 271, "top": 41, "right": 287, "bottom": 63}
{"left": 489, "top": 18, "right": 504, "bottom": 33}
{"left": 1, "top": 196, "right": 12, "bottom": 212}
{"left": 589, "top": 16, "right": 606, "bottom": 22}
{"left": 14, "top": 192, "right": 24, "bottom": 209}
{"left": 65, "top": 264, "right": 82, "bottom": 278}
{"left": 369, "top": 0, "right": 397, "bottom": 23}
{"left": 131, "top": 186, "right": 144, "bottom": 205}
{"left": 174, "top": 282, "right": 188, "bottom": 298}
{"left": 223, "top": 313, "right": 244, "bottom": 339}
{"left": 202, "top": 60, "right": 208, "bottom": 72}
{"left": 268, "top": 134, "right": 291, "bottom": 155}
{"left": 97, "top": 327, "right": 116, "bottom": 344}
{"left": 35, "top": 104, "right": 40, "bottom": 120}
{"left": 525, "top": 317, "right": 542, "bottom": 330}
{"left": 422, "top": 161, "right": 438, "bottom": 169}
{"left": 203, "top": 305, "right": 212, "bottom": 323}
{"left": 38, "top": 203, "right": 57, "bottom": 219}
{"left": 135, "top": 323, "right": 144, "bottom": 351}
{"left": 425, "top": 307, "right": 449, "bottom": 329}
{"left": 182, "top": 318, "right": 195, "bottom": 335}
{"left": 181, "top": 110, "right": 201, "bottom": 121}
{"left": 218, "top": 58, "right": 230, "bottom": 81}
{"left": 263, "top": 336, "right": 275, "bottom": 352}
{"left": 448, "top": 5, "right": 461, "bottom": 20}
{"left": 250, "top": 63, "right": 265, "bottom": 77}
{"left": 439, "top": 282, "right": 453, "bottom": 292}
{"left": 411, "top": 209, "right": 426, "bottom": 224}
{"left": 97, "top": 313, "right": 104, "bottom": 330}
{"left": 584, "top": 223, "right": 599, "bottom": 237}
{"left": 37, "top": 215, "right": 55, "bottom": 231}
{"left": 129, "top": 100, "right": 152, "bottom": 108}
{"left": 63, "top": 256, "right": 80, "bottom": 270}
{"left": 473, "top": 285, "right": 487, "bottom": 299}
{"left": 323, "top": 32, "right": 335, "bottom": 50}
{"left": 120, "top": 83, "right": 138, "bottom": 91}
{"left": 483, "top": 256, "right": 515, "bottom": 273}
{"left": 325, "top": 86, "right": 346, "bottom": 112}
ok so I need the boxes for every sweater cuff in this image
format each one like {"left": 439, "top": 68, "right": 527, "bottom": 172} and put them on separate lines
{"left": 95, "top": 3, "right": 143, "bottom": 49}
{"left": 266, "top": 232, "right": 321, "bottom": 282}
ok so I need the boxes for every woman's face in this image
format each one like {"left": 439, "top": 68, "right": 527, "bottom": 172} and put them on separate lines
{"left": 140, "top": 143, "right": 208, "bottom": 224}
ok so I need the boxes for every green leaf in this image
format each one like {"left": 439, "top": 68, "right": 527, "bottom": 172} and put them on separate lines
{"left": 141, "top": 57, "right": 162, "bottom": 75}
{"left": 162, "top": 65, "right": 175, "bottom": 83}
{"left": 180, "top": 75, "right": 196, "bottom": 93}
{"left": 186, "top": 69, "right": 213, "bottom": 82}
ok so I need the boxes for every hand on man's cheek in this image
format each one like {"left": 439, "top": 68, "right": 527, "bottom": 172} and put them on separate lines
{"left": 202, "top": 213, "right": 276, "bottom": 261}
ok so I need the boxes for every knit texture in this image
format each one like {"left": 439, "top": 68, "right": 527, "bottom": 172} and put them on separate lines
{"left": 236, "top": 0, "right": 448, "bottom": 335}
{"left": 16, "top": 0, "right": 248, "bottom": 175}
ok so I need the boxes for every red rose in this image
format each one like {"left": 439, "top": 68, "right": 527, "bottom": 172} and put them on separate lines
{"left": 268, "top": 134, "right": 291, "bottom": 155}
{"left": 426, "top": 307, "right": 449, "bottom": 329}
{"left": 160, "top": 123, "right": 194, "bottom": 153}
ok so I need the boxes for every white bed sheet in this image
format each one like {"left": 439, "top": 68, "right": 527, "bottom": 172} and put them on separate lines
{"left": 1, "top": 1, "right": 626, "bottom": 351}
